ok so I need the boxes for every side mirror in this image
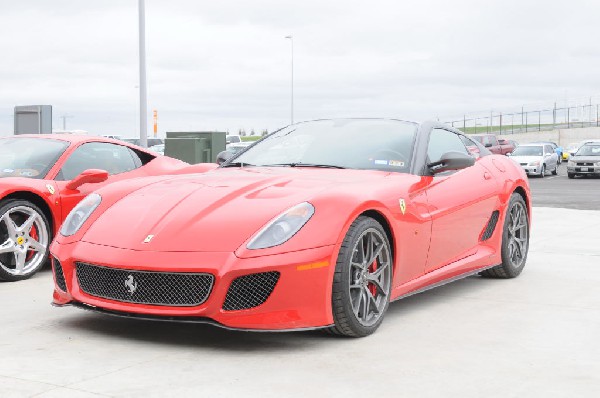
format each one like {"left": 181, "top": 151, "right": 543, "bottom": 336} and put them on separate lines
{"left": 428, "top": 151, "right": 475, "bottom": 174}
{"left": 216, "top": 150, "right": 233, "bottom": 165}
{"left": 485, "top": 143, "right": 493, "bottom": 148}
{"left": 66, "top": 169, "right": 109, "bottom": 190}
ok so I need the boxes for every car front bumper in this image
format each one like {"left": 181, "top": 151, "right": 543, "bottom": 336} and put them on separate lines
{"left": 519, "top": 165, "right": 542, "bottom": 175}
{"left": 567, "top": 166, "right": 600, "bottom": 175}
{"left": 50, "top": 240, "right": 337, "bottom": 331}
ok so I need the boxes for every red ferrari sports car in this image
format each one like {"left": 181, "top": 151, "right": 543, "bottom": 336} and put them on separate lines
{"left": 0, "top": 134, "right": 188, "bottom": 281}
{"left": 51, "top": 119, "right": 531, "bottom": 337}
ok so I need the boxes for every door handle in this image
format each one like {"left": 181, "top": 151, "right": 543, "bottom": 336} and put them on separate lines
{"left": 483, "top": 171, "right": 492, "bottom": 180}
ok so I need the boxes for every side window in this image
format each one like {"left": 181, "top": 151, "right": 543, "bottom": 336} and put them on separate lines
{"left": 545, "top": 145, "right": 553, "bottom": 155}
{"left": 57, "top": 142, "right": 140, "bottom": 181}
{"left": 427, "top": 129, "right": 469, "bottom": 164}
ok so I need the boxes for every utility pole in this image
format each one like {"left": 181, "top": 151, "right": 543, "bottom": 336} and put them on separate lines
{"left": 59, "top": 114, "right": 73, "bottom": 130}
{"left": 138, "top": 0, "right": 148, "bottom": 147}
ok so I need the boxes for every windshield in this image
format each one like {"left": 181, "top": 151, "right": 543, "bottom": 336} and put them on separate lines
{"left": 512, "top": 146, "right": 543, "bottom": 156}
{"left": 230, "top": 119, "right": 418, "bottom": 172}
{"left": 575, "top": 145, "right": 600, "bottom": 156}
{"left": 0, "top": 137, "right": 69, "bottom": 179}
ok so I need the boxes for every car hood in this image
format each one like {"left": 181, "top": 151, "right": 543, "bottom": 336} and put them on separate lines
{"left": 81, "top": 167, "right": 391, "bottom": 252}
{"left": 570, "top": 156, "right": 600, "bottom": 163}
{"left": 510, "top": 155, "right": 542, "bottom": 164}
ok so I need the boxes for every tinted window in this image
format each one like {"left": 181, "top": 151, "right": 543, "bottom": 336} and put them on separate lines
{"left": 58, "top": 142, "right": 139, "bottom": 180}
{"left": 233, "top": 119, "right": 417, "bottom": 172}
{"left": 427, "top": 129, "right": 469, "bottom": 163}
{"left": 0, "top": 138, "right": 68, "bottom": 179}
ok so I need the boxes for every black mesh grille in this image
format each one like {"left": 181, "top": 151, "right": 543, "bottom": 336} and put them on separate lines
{"left": 53, "top": 257, "right": 67, "bottom": 292}
{"left": 222, "top": 271, "right": 280, "bottom": 311}
{"left": 76, "top": 262, "right": 214, "bottom": 307}
{"left": 481, "top": 210, "right": 500, "bottom": 241}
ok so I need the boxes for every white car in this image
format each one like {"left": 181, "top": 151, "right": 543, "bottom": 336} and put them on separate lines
{"left": 509, "top": 143, "right": 559, "bottom": 178}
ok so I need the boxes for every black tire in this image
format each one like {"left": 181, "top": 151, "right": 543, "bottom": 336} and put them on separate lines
{"left": 568, "top": 173, "right": 575, "bottom": 179}
{"left": 480, "top": 193, "right": 529, "bottom": 279}
{"left": 0, "top": 200, "right": 51, "bottom": 282}
{"left": 552, "top": 163, "right": 558, "bottom": 175}
{"left": 539, "top": 164, "right": 545, "bottom": 178}
{"left": 327, "top": 216, "right": 392, "bottom": 337}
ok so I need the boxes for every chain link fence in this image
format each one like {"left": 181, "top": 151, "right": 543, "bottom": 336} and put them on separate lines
{"left": 444, "top": 96, "right": 600, "bottom": 135}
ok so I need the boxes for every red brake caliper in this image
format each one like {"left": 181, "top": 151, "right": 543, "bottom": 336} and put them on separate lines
{"left": 26, "top": 225, "right": 39, "bottom": 261}
{"left": 368, "top": 259, "right": 378, "bottom": 296}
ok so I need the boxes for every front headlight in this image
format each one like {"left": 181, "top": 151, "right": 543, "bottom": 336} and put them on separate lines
{"left": 60, "top": 193, "right": 102, "bottom": 237}
{"left": 568, "top": 160, "right": 576, "bottom": 167}
{"left": 247, "top": 202, "right": 315, "bottom": 250}
{"left": 529, "top": 161, "right": 540, "bottom": 166}
{"left": 595, "top": 162, "right": 600, "bottom": 167}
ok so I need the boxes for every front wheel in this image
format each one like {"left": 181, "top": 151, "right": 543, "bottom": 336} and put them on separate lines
{"left": 552, "top": 163, "right": 558, "bottom": 175}
{"left": 539, "top": 164, "right": 546, "bottom": 178}
{"left": 328, "top": 216, "right": 392, "bottom": 337}
{"left": 480, "top": 193, "right": 529, "bottom": 278}
{"left": 0, "top": 200, "right": 51, "bottom": 282}
{"left": 568, "top": 173, "right": 575, "bottom": 179}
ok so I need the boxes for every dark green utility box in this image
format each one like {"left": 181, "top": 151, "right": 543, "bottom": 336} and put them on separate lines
{"left": 164, "top": 131, "right": 226, "bottom": 164}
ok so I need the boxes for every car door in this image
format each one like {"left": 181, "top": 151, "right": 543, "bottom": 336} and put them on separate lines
{"left": 544, "top": 144, "right": 557, "bottom": 169}
{"left": 423, "top": 129, "right": 500, "bottom": 273}
{"left": 54, "top": 142, "right": 145, "bottom": 221}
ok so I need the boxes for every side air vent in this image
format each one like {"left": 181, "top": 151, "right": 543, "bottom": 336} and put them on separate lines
{"left": 222, "top": 271, "right": 280, "bottom": 311}
{"left": 481, "top": 210, "right": 500, "bottom": 241}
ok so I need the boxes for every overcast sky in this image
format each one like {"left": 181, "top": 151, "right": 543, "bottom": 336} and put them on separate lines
{"left": 1, "top": 0, "right": 599, "bottom": 137}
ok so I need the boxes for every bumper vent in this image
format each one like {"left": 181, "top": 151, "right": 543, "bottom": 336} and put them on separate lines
{"left": 75, "top": 262, "right": 214, "bottom": 307}
{"left": 53, "top": 257, "right": 67, "bottom": 292}
{"left": 481, "top": 210, "right": 500, "bottom": 241}
{"left": 222, "top": 271, "right": 280, "bottom": 311}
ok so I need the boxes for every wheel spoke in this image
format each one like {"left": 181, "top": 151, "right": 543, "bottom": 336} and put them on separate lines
{"left": 28, "top": 238, "right": 46, "bottom": 253}
{"left": 19, "top": 213, "right": 37, "bottom": 234}
{"left": 366, "top": 243, "right": 384, "bottom": 266}
{"left": 1, "top": 213, "right": 18, "bottom": 237}
{"left": 0, "top": 239, "right": 15, "bottom": 254}
{"left": 14, "top": 250, "right": 26, "bottom": 273}
{"left": 365, "top": 287, "right": 380, "bottom": 315}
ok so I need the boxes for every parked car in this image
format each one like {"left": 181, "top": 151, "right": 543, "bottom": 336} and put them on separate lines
{"left": 508, "top": 143, "right": 559, "bottom": 177}
{"left": 567, "top": 143, "right": 600, "bottom": 178}
{"left": 0, "top": 134, "right": 188, "bottom": 281}
{"left": 226, "top": 134, "right": 242, "bottom": 145}
{"left": 471, "top": 134, "right": 514, "bottom": 155}
{"left": 122, "top": 138, "right": 164, "bottom": 147}
{"left": 529, "top": 141, "right": 564, "bottom": 164}
{"left": 566, "top": 139, "right": 600, "bottom": 159}
{"left": 51, "top": 119, "right": 531, "bottom": 337}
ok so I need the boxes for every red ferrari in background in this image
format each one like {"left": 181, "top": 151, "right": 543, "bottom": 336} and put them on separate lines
{"left": 51, "top": 119, "right": 531, "bottom": 337}
{"left": 0, "top": 134, "right": 188, "bottom": 281}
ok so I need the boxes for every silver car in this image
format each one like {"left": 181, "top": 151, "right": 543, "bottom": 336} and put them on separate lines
{"left": 509, "top": 143, "right": 559, "bottom": 178}
{"left": 567, "top": 143, "right": 600, "bottom": 179}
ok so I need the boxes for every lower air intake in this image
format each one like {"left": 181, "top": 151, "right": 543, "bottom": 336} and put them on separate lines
{"left": 222, "top": 271, "right": 280, "bottom": 311}
{"left": 53, "top": 257, "right": 67, "bottom": 292}
{"left": 76, "top": 262, "right": 214, "bottom": 307}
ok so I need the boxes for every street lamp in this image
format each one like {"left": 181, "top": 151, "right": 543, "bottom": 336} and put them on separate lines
{"left": 138, "top": 0, "right": 148, "bottom": 147}
{"left": 285, "top": 35, "right": 294, "bottom": 125}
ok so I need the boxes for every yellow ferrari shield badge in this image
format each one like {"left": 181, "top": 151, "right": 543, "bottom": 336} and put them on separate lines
{"left": 399, "top": 199, "right": 406, "bottom": 215}
{"left": 17, "top": 236, "right": 25, "bottom": 246}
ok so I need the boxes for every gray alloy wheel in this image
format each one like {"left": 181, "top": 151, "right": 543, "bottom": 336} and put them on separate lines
{"left": 480, "top": 193, "right": 529, "bottom": 279}
{"left": 0, "top": 200, "right": 50, "bottom": 282}
{"left": 328, "top": 216, "right": 392, "bottom": 337}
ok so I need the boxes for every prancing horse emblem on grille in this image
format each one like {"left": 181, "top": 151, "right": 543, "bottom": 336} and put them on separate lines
{"left": 125, "top": 275, "right": 138, "bottom": 295}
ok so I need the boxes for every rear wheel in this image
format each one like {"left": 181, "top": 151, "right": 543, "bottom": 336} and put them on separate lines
{"left": 328, "top": 216, "right": 392, "bottom": 337}
{"left": 480, "top": 193, "right": 529, "bottom": 278}
{"left": 0, "top": 200, "right": 50, "bottom": 282}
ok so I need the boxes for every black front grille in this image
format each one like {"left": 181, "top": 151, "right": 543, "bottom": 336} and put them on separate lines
{"left": 519, "top": 163, "right": 528, "bottom": 166}
{"left": 577, "top": 162, "right": 594, "bottom": 166}
{"left": 222, "top": 271, "right": 280, "bottom": 311}
{"left": 53, "top": 257, "right": 67, "bottom": 292}
{"left": 76, "top": 262, "right": 214, "bottom": 307}
{"left": 481, "top": 210, "right": 500, "bottom": 241}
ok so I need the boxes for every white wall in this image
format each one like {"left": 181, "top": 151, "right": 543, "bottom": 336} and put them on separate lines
{"left": 496, "top": 127, "right": 600, "bottom": 147}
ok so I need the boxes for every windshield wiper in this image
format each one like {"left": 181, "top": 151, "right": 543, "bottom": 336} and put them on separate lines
{"left": 261, "top": 162, "right": 346, "bottom": 169}
{"left": 221, "top": 162, "right": 255, "bottom": 168}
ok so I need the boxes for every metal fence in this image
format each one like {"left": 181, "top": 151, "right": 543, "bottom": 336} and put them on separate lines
{"left": 444, "top": 96, "right": 600, "bottom": 135}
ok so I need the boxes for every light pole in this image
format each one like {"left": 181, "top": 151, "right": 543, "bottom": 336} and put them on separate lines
{"left": 285, "top": 35, "right": 294, "bottom": 125}
{"left": 138, "top": 0, "right": 148, "bottom": 147}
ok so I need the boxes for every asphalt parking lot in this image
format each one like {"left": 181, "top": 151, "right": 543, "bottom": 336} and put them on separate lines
{"left": 1, "top": 176, "right": 599, "bottom": 397}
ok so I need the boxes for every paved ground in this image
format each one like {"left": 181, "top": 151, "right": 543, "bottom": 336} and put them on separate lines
{"left": 528, "top": 162, "right": 600, "bottom": 210}
{"left": 1, "top": 205, "right": 599, "bottom": 398}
